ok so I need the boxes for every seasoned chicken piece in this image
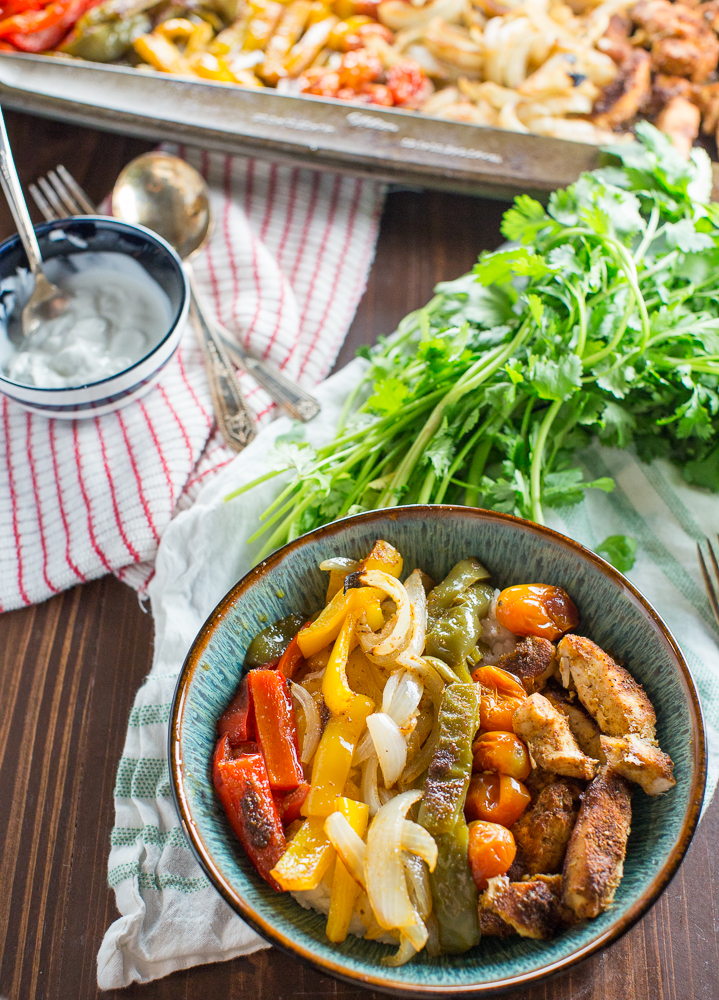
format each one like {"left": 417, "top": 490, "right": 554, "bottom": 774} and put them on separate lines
{"left": 592, "top": 49, "right": 652, "bottom": 128}
{"left": 655, "top": 94, "right": 700, "bottom": 156}
{"left": 543, "top": 683, "right": 605, "bottom": 762}
{"left": 697, "top": 80, "right": 719, "bottom": 132}
{"left": 562, "top": 765, "right": 633, "bottom": 920}
{"left": 700, "top": 0, "right": 719, "bottom": 33}
{"left": 513, "top": 693, "right": 599, "bottom": 780}
{"left": 557, "top": 635, "right": 657, "bottom": 740}
{"left": 600, "top": 734, "right": 676, "bottom": 795}
{"left": 642, "top": 72, "right": 695, "bottom": 115}
{"left": 598, "top": 11, "right": 634, "bottom": 64}
{"left": 496, "top": 636, "right": 557, "bottom": 694}
{"left": 478, "top": 905, "right": 515, "bottom": 937}
{"left": 511, "top": 778, "right": 581, "bottom": 875}
{"left": 632, "top": 0, "right": 719, "bottom": 81}
{"left": 480, "top": 874, "right": 564, "bottom": 940}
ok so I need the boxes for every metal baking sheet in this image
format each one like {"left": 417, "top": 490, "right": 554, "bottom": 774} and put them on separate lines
{"left": 1, "top": 50, "right": 718, "bottom": 200}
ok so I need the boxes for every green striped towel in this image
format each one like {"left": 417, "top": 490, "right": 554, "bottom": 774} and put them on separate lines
{"left": 97, "top": 358, "right": 718, "bottom": 989}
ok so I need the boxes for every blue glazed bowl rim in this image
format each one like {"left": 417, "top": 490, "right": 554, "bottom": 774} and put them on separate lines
{"left": 0, "top": 215, "right": 188, "bottom": 393}
{"left": 169, "top": 505, "right": 707, "bottom": 997}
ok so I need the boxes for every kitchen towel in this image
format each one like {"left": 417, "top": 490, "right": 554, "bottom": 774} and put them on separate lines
{"left": 0, "top": 148, "right": 386, "bottom": 612}
{"left": 97, "top": 355, "right": 719, "bottom": 990}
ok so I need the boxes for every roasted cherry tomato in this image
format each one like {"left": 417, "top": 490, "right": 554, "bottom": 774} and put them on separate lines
{"left": 385, "top": 58, "right": 432, "bottom": 107}
{"left": 337, "top": 46, "right": 382, "bottom": 88}
{"left": 472, "top": 731, "right": 531, "bottom": 781}
{"left": 495, "top": 584, "right": 578, "bottom": 640}
{"left": 471, "top": 665, "right": 527, "bottom": 731}
{"left": 465, "top": 772, "right": 531, "bottom": 827}
{"left": 467, "top": 820, "right": 516, "bottom": 891}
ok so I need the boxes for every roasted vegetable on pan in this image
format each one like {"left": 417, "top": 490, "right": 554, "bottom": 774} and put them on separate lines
{"left": 212, "top": 538, "right": 676, "bottom": 965}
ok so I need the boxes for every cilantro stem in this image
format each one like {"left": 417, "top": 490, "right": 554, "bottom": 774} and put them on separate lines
{"left": 633, "top": 204, "right": 660, "bottom": 263}
{"left": 418, "top": 468, "right": 436, "bottom": 504}
{"left": 464, "top": 437, "right": 493, "bottom": 507}
{"left": 224, "top": 467, "right": 283, "bottom": 502}
{"left": 530, "top": 399, "right": 562, "bottom": 524}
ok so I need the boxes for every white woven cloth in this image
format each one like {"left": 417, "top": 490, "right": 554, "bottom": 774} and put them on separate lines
{"left": 0, "top": 149, "right": 385, "bottom": 610}
{"left": 98, "top": 356, "right": 719, "bottom": 990}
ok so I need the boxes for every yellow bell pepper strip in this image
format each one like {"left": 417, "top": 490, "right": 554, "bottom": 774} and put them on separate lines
{"left": 306, "top": 0, "right": 331, "bottom": 22}
{"left": 302, "top": 693, "right": 374, "bottom": 817}
{"left": 269, "top": 815, "right": 333, "bottom": 890}
{"left": 242, "top": 0, "right": 282, "bottom": 50}
{"left": 133, "top": 30, "right": 188, "bottom": 72}
{"left": 297, "top": 587, "right": 383, "bottom": 659}
{"left": 325, "top": 797, "right": 369, "bottom": 942}
{"left": 284, "top": 13, "right": 337, "bottom": 76}
{"left": 191, "top": 50, "right": 236, "bottom": 80}
{"left": 208, "top": 14, "right": 248, "bottom": 55}
{"left": 322, "top": 611, "right": 358, "bottom": 716}
{"left": 359, "top": 538, "right": 403, "bottom": 578}
{"left": 185, "top": 17, "right": 213, "bottom": 55}
{"left": 155, "top": 16, "right": 194, "bottom": 41}
{"left": 258, "top": 0, "right": 310, "bottom": 84}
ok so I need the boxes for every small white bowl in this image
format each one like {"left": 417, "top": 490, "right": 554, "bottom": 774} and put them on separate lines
{"left": 0, "top": 215, "right": 189, "bottom": 418}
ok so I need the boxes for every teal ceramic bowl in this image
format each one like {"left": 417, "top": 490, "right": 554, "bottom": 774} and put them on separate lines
{"left": 170, "top": 506, "right": 706, "bottom": 997}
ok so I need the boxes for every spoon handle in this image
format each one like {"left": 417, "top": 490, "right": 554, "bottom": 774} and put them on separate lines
{"left": 215, "top": 331, "right": 321, "bottom": 423}
{"left": 187, "top": 267, "right": 256, "bottom": 453}
{"left": 0, "top": 106, "right": 43, "bottom": 275}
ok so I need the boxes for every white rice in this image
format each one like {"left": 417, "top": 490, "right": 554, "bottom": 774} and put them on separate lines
{"left": 478, "top": 590, "right": 519, "bottom": 665}
{"left": 291, "top": 886, "right": 394, "bottom": 944}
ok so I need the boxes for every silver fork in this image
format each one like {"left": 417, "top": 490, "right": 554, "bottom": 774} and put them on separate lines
{"left": 697, "top": 536, "right": 719, "bottom": 626}
{"left": 30, "top": 165, "right": 321, "bottom": 423}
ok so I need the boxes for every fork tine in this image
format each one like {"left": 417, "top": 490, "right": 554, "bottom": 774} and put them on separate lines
{"left": 29, "top": 183, "right": 57, "bottom": 222}
{"left": 56, "top": 165, "right": 96, "bottom": 214}
{"left": 698, "top": 541, "right": 719, "bottom": 626}
{"left": 38, "top": 176, "right": 69, "bottom": 219}
{"left": 47, "top": 169, "right": 83, "bottom": 217}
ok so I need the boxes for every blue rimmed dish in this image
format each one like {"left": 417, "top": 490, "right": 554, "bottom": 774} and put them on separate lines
{"left": 0, "top": 215, "right": 188, "bottom": 418}
{"left": 170, "top": 505, "right": 706, "bottom": 997}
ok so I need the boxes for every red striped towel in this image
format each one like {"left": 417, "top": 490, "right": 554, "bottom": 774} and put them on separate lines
{"left": 0, "top": 150, "right": 385, "bottom": 612}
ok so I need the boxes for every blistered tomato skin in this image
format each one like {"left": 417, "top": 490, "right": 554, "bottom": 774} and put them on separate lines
{"left": 472, "top": 731, "right": 531, "bottom": 781}
{"left": 471, "top": 665, "right": 527, "bottom": 731}
{"left": 467, "top": 821, "right": 517, "bottom": 891}
{"left": 465, "top": 772, "right": 531, "bottom": 827}
{"left": 495, "top": 584, "right": 579, "bottom": 640}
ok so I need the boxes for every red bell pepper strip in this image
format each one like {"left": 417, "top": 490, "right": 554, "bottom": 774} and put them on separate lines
{"left": 247, "top": 669, "right": 304, "bottom": 792}
{"left": 217, "top": 676, "right": 256, "bottom": 746}
{"left": 213, "top": 735, "right": 286, "bottom": 891}
{"left": 0, "top": 0, "right": 46, "bottom": 21}
{"left": 1, "top": 0, "right": 102, "bottom": 51}
{"left": 274, "top": 781, "right": 310, "bottom": 826}
{"left": 277, "top": 633, "right": 306, "bottom": 679}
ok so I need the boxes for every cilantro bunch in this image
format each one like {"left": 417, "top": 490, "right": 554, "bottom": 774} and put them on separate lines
{"left": 228, "top": 124, "right": 719, "bottom": 561}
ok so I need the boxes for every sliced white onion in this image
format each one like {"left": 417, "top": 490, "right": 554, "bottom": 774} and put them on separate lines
{"left": 290, "top": 681, "right": 321, "bottom": 764}
{"left": 352, "top": 728, "right": 375, "bottom": 767}
{"left": 378, "top": 786, "right": 398, "bottom": 806}
{"left": 324, "top": 811, "right": 367, "bottom": 890}
{"left": 367, "top": 712, "right": 407, "bottom": 788}
{"left": 401, "top": 820, "right": 438, "bottom": 871}
{"left": 319, "top": 557, "right": 360, "bottom": 572}
{"left": 366, "top": 789, "right": 423, "bottom": 932}
{"left": 403, "top": 569, "right": 427, "bottom": 658}
{"left": 420, "top": 654, "right": 459, "bottom": 686}
{"left": 381, "top": 931, "right": 419, "bottom": 968}
{"left": 401, "top": 913, "right": 428, "bottom": 953}
{"left": 386, "top": 670, "right": 423, "bottom": 731}
{"left": 403, "top": 852, "right": 432, "bottom": 920}
{"left": 301, "top": 667, "right": 327, "bottom": 683}
{"left": 362, "top": 754, "right": 382, "bottom": 816}
{"left": 382, "top": 670, "right": 403, "bottom": 715}
{"left": 357, "top": 571, "right": 412, "bottom": 663}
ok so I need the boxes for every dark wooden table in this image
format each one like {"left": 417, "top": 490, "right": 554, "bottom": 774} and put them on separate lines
{"left": 0, "top": 110, "right": 717, "bottom": 1000}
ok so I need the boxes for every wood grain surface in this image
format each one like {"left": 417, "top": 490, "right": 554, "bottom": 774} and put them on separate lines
{"left": 0, "top": 110, "right": 717, "bottom": 1000}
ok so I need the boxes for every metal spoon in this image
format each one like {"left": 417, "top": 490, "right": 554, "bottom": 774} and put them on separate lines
{"left": 0, "top": 106, "right": 69, "bottom": 336}
{"left": 112, "top": 151, "right": 255, "bottom": 452}
{"left": 111, "top": 151, "right": 321, "bottom": 424}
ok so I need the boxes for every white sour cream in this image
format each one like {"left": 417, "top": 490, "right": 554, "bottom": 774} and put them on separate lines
{"left": 0, "top": 251, "right": 173, "bottom": 389}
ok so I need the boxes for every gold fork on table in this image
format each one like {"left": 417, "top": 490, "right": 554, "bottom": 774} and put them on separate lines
{"left": 697, "top": 536, "right": 719, "bottom": 627}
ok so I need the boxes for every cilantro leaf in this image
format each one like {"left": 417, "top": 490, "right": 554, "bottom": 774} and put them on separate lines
{"left": 501, "top": 194, "right": 549, "bottom": 243}
{"left": 596, "top": 535, "right": 638, "bottom": 573}
{"left": 530, "top": 355, "right": 582, "bottom": 401}
{"left": 665, "top": 219, "right": 715, "bottom": 254}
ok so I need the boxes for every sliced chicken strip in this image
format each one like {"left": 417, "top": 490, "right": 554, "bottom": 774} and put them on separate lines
{"left": 480, "top": 874, "right": 564, "bottom": 940}
{"left": 656, "top": 94, "right": 701, "bottom": 157}
{"left": 510, "top": 777, "right": 580, "bottom": 876}
{"left": 557, "top": 635, "right": 657, "bottom": 740}
{"left": 513, "top": 693, "right": 599, "bottom": 781}
{"left": 496, "top": 635, "right": 557, "bottom": 694}
{"left": 562, "top": 765, "right": 633, "bottom": 920}
{"left": 543, "top": 683, "right": 605, "bottom": 762}
{"left": 600, "top": 734, "right": 676, "bottom": 796}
